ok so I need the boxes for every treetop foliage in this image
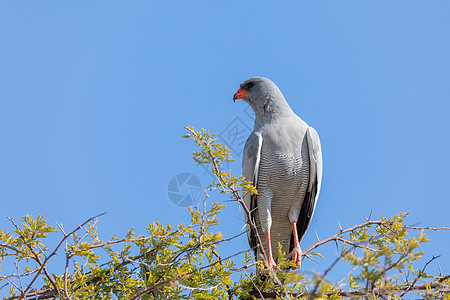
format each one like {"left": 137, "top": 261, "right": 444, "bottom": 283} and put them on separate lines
{"left": 0, "top": 126, "right": 449, "bottom": 299}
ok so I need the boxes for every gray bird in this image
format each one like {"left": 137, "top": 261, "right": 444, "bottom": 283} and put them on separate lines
{"left": 233, "top": 77, "right": 322, "bottom": 268}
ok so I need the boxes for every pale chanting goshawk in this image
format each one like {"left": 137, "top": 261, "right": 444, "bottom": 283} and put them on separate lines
{"left": 233, "top": 77, "right": 323, "bottom": 268}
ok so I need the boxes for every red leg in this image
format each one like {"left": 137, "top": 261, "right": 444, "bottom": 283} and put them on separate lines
{"left": 288, "top": 222, "right": 302, "bottom": 269}
{"left": 265, "top": 227, "right": 277, "bottom": 268}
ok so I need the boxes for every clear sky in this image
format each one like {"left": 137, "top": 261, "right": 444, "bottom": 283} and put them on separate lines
{"left": 1, "top": 0, "right": 449, "bottom": 291}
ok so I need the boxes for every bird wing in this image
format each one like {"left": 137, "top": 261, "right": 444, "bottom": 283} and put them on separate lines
{"left": 294, "top": 126, "right": 323, "bottom": 244}
{"left": 242, "top": 132, "right": 263, "bottom": 257}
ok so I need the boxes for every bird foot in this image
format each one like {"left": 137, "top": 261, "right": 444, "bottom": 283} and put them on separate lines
{"left": 267, "top": 257, "right": 277, "bottom": 269}
{"left": 288, "top": 247, "right": 302, "bottom": 269}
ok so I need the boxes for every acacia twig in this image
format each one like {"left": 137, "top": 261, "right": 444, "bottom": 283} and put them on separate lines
{"left": 185, "top": 126, "right": 268, "bottom": 263}
{"left": 310, "top": 255, "right": 341, "bottom": 297}
{"left": 302, "top": 219, "right": 384, "bottom": 256}
{"left": 404, "top": 226, "right": 450, "bottom": 231}
{"left": 7, "top": 217, "right": 62, "bottom": 297}
{"left": 63, "top": 255, "right": 72, "bottom": 300}
{"left": 15, "top": 212, "right": 107, "bottom": 300}
{"left": 399, "top": 255, "right": 440, "bottom": 297}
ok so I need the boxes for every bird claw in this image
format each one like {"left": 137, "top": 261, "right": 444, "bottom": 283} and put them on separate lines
{"left": 288, "top": 247, "right": 302, "bottom": 269}
{"left": 267, "top": 258, "right": 277, "bottom": 269}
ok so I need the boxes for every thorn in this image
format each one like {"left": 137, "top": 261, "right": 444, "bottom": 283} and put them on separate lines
{"left": 408, "top": 221, "right": 421, "bottom": 227}
{"left": 314, "top": 229, "right": 320, "bottom": 242}
{"left": 369, "top": 210, "right": 372, "bottom": 220}
{"left": 236, "top": 216, "right": 246, "bottom": 223}
{"left": 437, "top": 258, "right": 442, "bottom": 276}
{"left": 53, "top": 220, "right": 67, "bottom": 235}
{"left": 343, "top": 222, "right": 350, "bottom": 229}
{"left": 401, "top": 273, "right": 407, "bottom": 284}
{"left": 337, "top": 219, "right": 343, "bottom": 231}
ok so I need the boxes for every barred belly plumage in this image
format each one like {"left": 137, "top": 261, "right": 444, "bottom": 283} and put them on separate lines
{"left": 255, "top": 139, "right": 310, "bottom": 260}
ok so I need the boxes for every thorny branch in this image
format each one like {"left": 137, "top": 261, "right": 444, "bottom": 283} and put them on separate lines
{"left": 399, "top": 255, "right": 440, "bottom": 298}
{"left": 185, "top": 126, "right": 268, "bottom": 263}
{"left": 8, "top": 211, "right": 448, "bottom": 300}
{"left": 2, "top": 127, "right": 450, "bottom": 299}
{"left": 10, "top": 212, "right": 107, "bottom": 300}
{"left": 7, "top": 217, "right": 62, "bottom": 298}
{"left": 302, "top": 219, "right": 385, "bottom": 256}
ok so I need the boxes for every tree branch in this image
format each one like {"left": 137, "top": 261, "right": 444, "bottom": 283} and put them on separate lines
{"left": 185, "top": 126, "right": 268, "bottom": 263}
{"left": 16, "top": 212, "right": 107, "bottom": 300}
{"left": 302, "top": 220, "right": 384, "bottom": 256}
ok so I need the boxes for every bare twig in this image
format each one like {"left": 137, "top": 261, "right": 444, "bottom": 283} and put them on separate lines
{"left": 250, "top": 283, "right": 450, "bottom": 299}
{"left": 229, "top": 261, "right": 259, "bottom": 272}
{"left": 404, "top": 226, "right": 450, "bottom": 231}
{"left": 337, "top": 266, "right": 359, "bottom": 287}
{"left": 64, "top": 255, "right": 72, "bottom": 300}
{"left": 302, "top": 219, "right": 384, "bottom": 256}
{"left": 14, "top": 262, "right": 24, "bottom": 294}
{"left": 244, "top": 268, "right": 265, "bottom": 300}
{"left": 310, "top": 255, "right": 341, "bottom": 297}
{"left": 16, "top": 212, "right": 107, "bottom": 300}
{"left": 0, "top": 243, "right": 26, "bottom": 256}
{"left": 336, "top": 237, "right": 379, "bottom": 253}
{"left": 7, "top": 216, "right": 62, "bottom": 297}
{"left": 399, "top": 255, "right": 440, "bottom": 297}
{"left": 128, "top": 247, "right": 253, "bottom": 300}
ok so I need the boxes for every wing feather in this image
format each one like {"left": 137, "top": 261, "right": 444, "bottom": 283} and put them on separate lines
{"left": 292, "top": 127, "right": 323, "bottom": 248}
{"left": 242, "top": 132, "right": 262, "bottom": 257}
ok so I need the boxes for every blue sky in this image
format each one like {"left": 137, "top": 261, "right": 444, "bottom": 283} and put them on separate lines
{"left": 1, "top": 0, "right": 449, "bottom": 291}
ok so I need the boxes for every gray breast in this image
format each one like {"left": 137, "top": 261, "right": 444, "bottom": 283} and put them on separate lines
{"left": 255, "top": 137, "right": 310, "bottom": 257}
{"left": 257, "top": 138, "right": 309, "bottom": 206}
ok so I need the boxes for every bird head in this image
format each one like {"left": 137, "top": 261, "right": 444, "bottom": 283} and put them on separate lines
{"left": 233, "top": 77, "right": 272, "bottom": 103}
{"left": 233, "top": 77, "right": 291, "bottom": 118}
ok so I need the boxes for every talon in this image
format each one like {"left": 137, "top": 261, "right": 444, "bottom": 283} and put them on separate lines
{"left": 267, "top": 258, "right": 277, "bottom": 269}
{"left": 288, "top": 247, "right": 302, "bottom": 269}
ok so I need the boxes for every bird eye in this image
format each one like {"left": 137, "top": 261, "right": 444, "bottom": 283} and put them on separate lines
{"left": 245, "top": 82, "right": 254, "bottom": 90}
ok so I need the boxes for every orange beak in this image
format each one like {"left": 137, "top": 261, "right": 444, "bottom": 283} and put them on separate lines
{"left": 233, "top": 88, "right": 251, "bottom": 102}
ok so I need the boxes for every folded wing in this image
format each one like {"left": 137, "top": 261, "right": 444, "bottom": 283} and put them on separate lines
{"left": 291, "top": 126, "right": 323, "bottom": 251}
{"left": 242, "top": 132, "right": 263, "bottom": 258}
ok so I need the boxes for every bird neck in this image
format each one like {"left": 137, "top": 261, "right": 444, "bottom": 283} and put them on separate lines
{"left": 252, "top": 96, "right": 295, "bottom": 130}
